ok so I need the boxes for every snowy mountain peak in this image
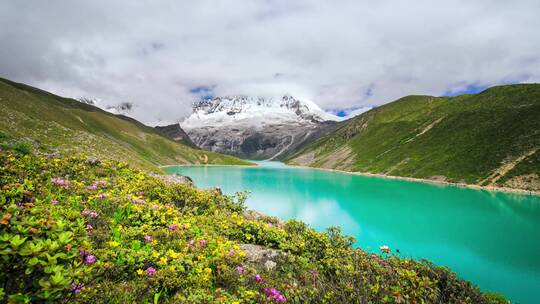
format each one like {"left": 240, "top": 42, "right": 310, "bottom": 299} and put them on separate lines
{"left": 182, "top": 95, "right": 339, "bottom": 130}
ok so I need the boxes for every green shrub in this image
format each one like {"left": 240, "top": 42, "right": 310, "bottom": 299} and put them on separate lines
{"left": 12, "top": 142, "right": 33, "bottom": 155}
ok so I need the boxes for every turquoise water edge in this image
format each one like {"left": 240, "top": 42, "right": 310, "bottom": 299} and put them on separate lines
{"left": 165, "top": 162, "right": 540, "bottom": 304}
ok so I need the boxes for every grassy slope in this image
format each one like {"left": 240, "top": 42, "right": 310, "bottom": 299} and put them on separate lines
{"left": 286, "top": 84, "right": 540, "bottom": 190}
{"left": 0, "top": 78, "right": 252, "bottom": 171}
{"left": 0, "top": 147, "right": 502, "bottom": 303}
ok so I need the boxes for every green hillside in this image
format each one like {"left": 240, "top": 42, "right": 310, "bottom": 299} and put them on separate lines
{"left": 286, "top": 84, "right": 540, "bottom": 191}
{"left": 0, "top": 78, "right": 252, "bottom": 171}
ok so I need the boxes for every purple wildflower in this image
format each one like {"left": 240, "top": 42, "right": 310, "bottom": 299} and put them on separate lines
{"left": 146, "top": 267, "right": 156, "bottom": 276}
{"left": 90, "top": 211, "right": 99, "bottom": 218}
{"left": 227, "top": 248, "right": 235, "bottom": 256}
{"left": 132, "top": 199, "right": 146, "bottom": 205}
{"left": 263, "top": 288, "right": 286, "bottom": 303}
{"left": 255, "top": 274, "right": 263, "bottom": 282}
{"left": 151, "top": 204, "right": 158, "bottom": 209}
{"left": 98, "top": 181, "right": 107, "bottom": 187}
{"left": 85, "top": 254, "right": 96, "bottom": 265}
{"left": 81, "top": 208, "right": 90, "bottom": 216}
{"left": 199, "top": 239, "right": 208, "bottom": 247}
{"left": 51, "top": 199, "right": 58, "bottom": 205}
{"left": 168, "top": 224, "right": 179, "bottom": 231}
{"left": 236, "top": 266, "right": 245, "bottom": 274}
{"left": 70, "top": 282, "right": 84, "bottom": 293}
{"left": 86, "top": 224, "right": 93, "bottom": 231}
{"left": 97, "top": 193, "right": 106, "bottom": 200}
{"left": 144, "top": 236, "right": 152, "bottom": 243}
{"left": 51, "top": 177, "right": 70, "bottom": 187}
{"left": 87, "top": 184, "right": 98, "bottom": 190}
{"left": 136, "top": 191, "right": 144, "bottom": 196}
{"left": 79, "top": 249, "right": 87, "bottom": 257}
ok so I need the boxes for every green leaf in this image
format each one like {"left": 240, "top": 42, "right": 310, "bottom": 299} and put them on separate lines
{"left": 131, "top": 240, "right": 141, "bottom": 251}
{"left": 57, "top": 231, "right": 73, "bottom": 245}
{"left": 9, "top": 235, "right": 27, "bottom": 249}
{"left": 28, "top": 257, "right": 39, "bottom": 266}
{"left": 50, "top": 272, "right": 65, "bottom": 286}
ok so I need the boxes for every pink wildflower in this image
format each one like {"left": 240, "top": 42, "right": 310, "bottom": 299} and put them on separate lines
{"left": 255, "top": 274, "right": 263, "bottom": 282}
{"left": 86, "top": 224, "right": 93, "bottom": 231}
{"left": 51, "top": 177, "right": 70, "bottom": 187}
{"left": 136, "top": 191, "right": 144, "bottom": 196}
{"left": 152, "top": 204, "right": 158, "bottom": 209}
{"left": 132, "top": 199, "right": 146, "bottom": 205}
{"left": 87, "top": 184, "right": 98, "bottom": 190}
{"left": 97, "top": 193, "right": 106, "bottom": 200}
{"left": 263, "top": 288, "right": 286, "bottom": 303}
{"left": 85, "top": 254, "right": 96, "bottom": 265}
{"left": 144, "top": 236, "right": 152, "bottom": 243}
{"left": 236, "top": 266, "right": 245, "bottom": 274}
{"left": 146, "top": 267, "right": 156, "bottom": 276}
{"left": 51, "top": 199, "right": 58, "bottom": 205}
{"left": 90, "top": 211, "right": 99, "bottom": 218}
{"left": 168, "top": 224, "right": 179, "bottom": 231}
{"left": 199, "top": 239, "right": 208, "bottom": 247}
{"left": 81, "top": 208, "right": 90, "bottom": 216}
{"left": 227, "top": 248, "right": 235, "bottom": 256}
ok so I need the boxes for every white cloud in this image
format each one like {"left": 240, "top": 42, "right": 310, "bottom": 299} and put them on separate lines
{"left": 1, "top": 0, "right": 539, "bottom": 124}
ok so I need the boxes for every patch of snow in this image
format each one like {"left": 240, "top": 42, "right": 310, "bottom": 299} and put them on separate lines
{"left": 181, "top": 95, "right": 339, "bottom": 130}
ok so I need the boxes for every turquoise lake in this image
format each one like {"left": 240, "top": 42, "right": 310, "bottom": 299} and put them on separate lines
{"left": 165, "top": 162, "right": 540, "bottom": 304}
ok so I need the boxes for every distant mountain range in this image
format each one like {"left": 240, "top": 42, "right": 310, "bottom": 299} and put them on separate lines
{"left": 285, "top": 84, "right": 540, "bottom": 191}
{"left": 0, "top": 77, "right": 251, "bottom": 171}
{"left": 2, "top": 77, "right": 538, "bottom": 191}
{"left": 180, "top": 95, "right": 345, "bottom": 159}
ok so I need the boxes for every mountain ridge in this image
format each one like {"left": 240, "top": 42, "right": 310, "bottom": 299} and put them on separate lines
{"left": 0, "top": 77, "right": 252, "bottom": 171}
{"left": 181, "top": 95, "right": 341, "bottom": 160}
{"left": 285, "top": 83, "right": 540, "bottom": 191}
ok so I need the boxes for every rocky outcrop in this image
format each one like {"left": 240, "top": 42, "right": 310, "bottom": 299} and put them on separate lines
{"left": 152, "top": 173, "right": 193, "bottom": 185}
{"left": 239, "top": 244, "right": 286, "bottom": 272}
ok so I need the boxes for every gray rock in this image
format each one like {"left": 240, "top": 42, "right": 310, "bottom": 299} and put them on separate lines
{"left": 239, "top": 244, "right": 285, "bottom": 272}
{"left": 152, "top": 173, "right": 193, "bottom": 185}
{"left": 86, "top": 156, "right": 101, "bottom": 165}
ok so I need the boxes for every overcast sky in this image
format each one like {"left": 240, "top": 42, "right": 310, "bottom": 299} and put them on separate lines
{"left": 1, "top": 0, "right": 539, "bottom": 124}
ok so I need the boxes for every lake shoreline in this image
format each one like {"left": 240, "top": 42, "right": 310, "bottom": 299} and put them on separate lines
{"left": 161, "top": 163, "right": 540, "bottom": 197}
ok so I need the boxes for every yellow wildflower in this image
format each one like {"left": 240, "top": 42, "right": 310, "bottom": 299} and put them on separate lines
{"left": 107, "top": 241, "right": 120, "bottom": 248}
{"left": 136, "top": 269, "right": 144, "bottom": 276}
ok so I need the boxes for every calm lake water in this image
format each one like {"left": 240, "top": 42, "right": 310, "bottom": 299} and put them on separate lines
{"left": 165, "top": 162, "right": 540, "bottom": 304}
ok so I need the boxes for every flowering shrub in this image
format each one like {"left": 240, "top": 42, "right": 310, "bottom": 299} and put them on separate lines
{"left": 0, "top": 145, "right": 507, "bottom": 303}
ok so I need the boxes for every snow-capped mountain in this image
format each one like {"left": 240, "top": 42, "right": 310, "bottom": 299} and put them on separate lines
{"left": 181, "top": 95, "right": 340, "bottom": 160}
